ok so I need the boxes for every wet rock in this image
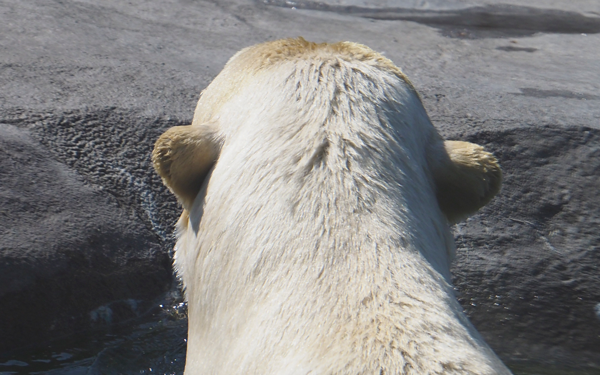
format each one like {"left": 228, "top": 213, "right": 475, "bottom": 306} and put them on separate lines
{"left": 0, "top": 123, "right": 172, "bottom": 352}
{"left": 452, "top": 126, "right": 600, "bottom": 367}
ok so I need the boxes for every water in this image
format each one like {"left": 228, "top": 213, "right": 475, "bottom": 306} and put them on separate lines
{"left": 1, "top": 300, "right": 598, "bottom": 375}
{"left": 0, "top": 301, "right": 188, "bottom": 375}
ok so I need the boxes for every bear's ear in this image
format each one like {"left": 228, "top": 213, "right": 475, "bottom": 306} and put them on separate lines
{"left": 430, "top": 140, "right": 502, "bottom": 224}
{"left": 152, "top": 124, "right": 222, "bottom": 210}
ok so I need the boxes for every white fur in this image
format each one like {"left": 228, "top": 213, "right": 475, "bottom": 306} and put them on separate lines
{"left": 158, "top": 39, "right": 510, "bottom": 374}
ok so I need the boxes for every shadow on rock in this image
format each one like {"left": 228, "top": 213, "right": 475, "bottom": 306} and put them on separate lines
{"left": 264, "top": 1, "right": 600, "bottom": 39}
{"left": 451, "top": 125, "right": 600, "bottom": 369}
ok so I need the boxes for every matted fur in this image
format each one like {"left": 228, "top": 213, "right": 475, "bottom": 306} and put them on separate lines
{"left": 153, "top": 38, "right": 508, "bottom": 374}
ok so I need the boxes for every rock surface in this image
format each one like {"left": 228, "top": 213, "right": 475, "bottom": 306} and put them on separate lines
{"left": 0, "top": 122, "right": 172, "bottom": 352}
{"left": 0, "top": 0, "right": 599, "bottom": 370}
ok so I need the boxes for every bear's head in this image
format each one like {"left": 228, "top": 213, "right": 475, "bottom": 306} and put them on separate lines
{"left": 153, "top": 38, "right": 501, "bottom": 228}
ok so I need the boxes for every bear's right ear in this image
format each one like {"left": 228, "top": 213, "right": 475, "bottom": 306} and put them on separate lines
{"left": 152, "top": 124, "right": 222, "bottom": 210}
{"left": 430, "top": 140, "right": 502, "bottom": 224}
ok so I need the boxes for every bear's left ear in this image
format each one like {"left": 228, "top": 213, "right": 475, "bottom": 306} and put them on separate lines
{"left": 152, "top": 123, "right": 222, "bottom": 211}
{"left": 429, "top": 140, "right": 502, "bottom": 224}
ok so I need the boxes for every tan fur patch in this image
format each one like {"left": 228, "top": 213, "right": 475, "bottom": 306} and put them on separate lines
{"left": 192, "top": 38, "right": 419, "bottom": 125}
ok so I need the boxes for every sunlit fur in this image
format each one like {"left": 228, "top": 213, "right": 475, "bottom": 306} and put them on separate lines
{"left": 153, "top": 38, "right": 507, "bottom": 374}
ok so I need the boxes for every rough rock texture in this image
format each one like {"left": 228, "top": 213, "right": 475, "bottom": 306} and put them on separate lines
{"left": 0, "top": 122, "right": 172, "bottom": 352}
{"left": 1, "top": 0, "right": 599, "bottom": 370}
{"left": 454, "top": 127, "right": 600, "bottom": 368}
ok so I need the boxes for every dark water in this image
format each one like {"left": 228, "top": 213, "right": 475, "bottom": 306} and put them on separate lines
{"left": 0, "top": 299, "right": 188, "bottom": 375}
{"left": 1, "top": 298, "right": 598, "bottom": 375}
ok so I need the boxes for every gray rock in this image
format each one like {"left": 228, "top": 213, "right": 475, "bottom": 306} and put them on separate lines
{"left": 1, "top": 0, "right": 599, "bottom": 370}
{"left": 0, "top": 123, "right": 172, "bottom": 352}
{"left": 452, "top": 127, "right": 600, "bottom": 367}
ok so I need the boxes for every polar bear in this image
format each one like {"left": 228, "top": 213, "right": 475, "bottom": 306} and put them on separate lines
{"left": 153, "top": 38, "right": 509, "bottom": 374}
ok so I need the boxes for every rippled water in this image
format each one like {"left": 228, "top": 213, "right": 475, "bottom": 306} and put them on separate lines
{"left": 1, "top": 299, "right": 598, "bottom": 375}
